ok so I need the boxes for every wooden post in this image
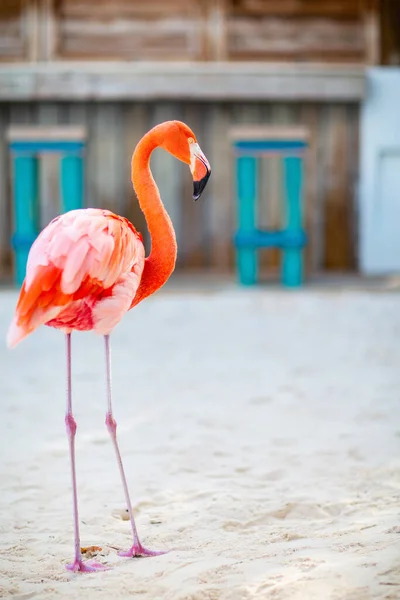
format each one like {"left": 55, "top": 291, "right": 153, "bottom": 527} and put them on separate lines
{"left": 364, "top": 0, "right": 381, "bottom": 65}
{"left": 13, "top": 155, "right": 39, "bottom": 285}
{"left": 282, "top": 156, "right": 303, "bottom": 287}
{"left": 236, "top": 155, "right": 258, "bottom": 285}
{"left": 60, "top": 155, "right": 84, "bottom": 213}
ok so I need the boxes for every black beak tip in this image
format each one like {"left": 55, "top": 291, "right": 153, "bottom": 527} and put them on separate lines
{"left": 193, "top": 169, "right": 211, "bottom": 201}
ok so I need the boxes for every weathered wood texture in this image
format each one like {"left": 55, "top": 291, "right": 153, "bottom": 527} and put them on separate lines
{"left": 0, "top": 100, "right": 359, "bottom": 280}
{"left": 226, "top": 14, "right": 365, "bottom": 63}
{"left": 0, "top": 0, "right": 381, "bottom": 64}
{"left": 0, "top": 63, "right": 366, "bottom": 102}
{"left": 53, "top": 0, "right": 203, "bottom": 60}
{"left": 381, "top": 0, "right": 400, "bottom": 65}
{"left": 0, "top": 0, "right": 26, "bottom": 61}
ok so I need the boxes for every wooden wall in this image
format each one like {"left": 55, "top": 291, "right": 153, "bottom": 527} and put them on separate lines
{"left": 0, "top": 100, "right": 359, "bottom": 281}
{"left": 0, "top": 0, "right": 379, "bottom": 64}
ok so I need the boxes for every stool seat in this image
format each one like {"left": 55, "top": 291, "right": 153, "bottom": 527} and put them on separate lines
{"left": 7, "top": 126, "right": 87, "bottom": 286}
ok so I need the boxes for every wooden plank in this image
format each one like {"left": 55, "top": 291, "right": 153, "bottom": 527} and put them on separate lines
{"left": 230, "top": 0, "right": 363, "bottom": 17}
{"left": 205, "top": 0, "right": 227, "bottom": 60}
{"left": 37, "top": 0, "right": 57, "bottom": 61}
{"left": 36, "top": 103, "right": 62, "bottom": 228}
{"left": 90, "top": 103, "right": 124, "bottom": 214}
{"left": 322, "top": 105, "right": 355, "bottom": 270}
{"left": 66, "top": 103, "right": 87, "bottom": 125}
{"left": 0, "top": 63, "right": 367, "bottom": 102}
{"left": 266, "top": 105, "right": 298, "bottom": 276}
{"left": 227, "top": 16, "right": 365, "bottom": 62}
{"left": 24, "top": 0, "right": 39, "bottom": 62}
{"left": 312, "top": 104, "right": 329, "bottom": 272}
{"left": 7, "top": 124, "right": 86, "bottom": 140}
{"left": 363, "top": 0, "right": 381, "bottom": 65}
{"left": 180, "top": 102, "right": 209, "bottom": 269}
{"left": 55, "top": 0, "right": 206, "bottom": 61}
{"left": 0, "top": 105, "right": 10, "bottom": 276}
{"left": 381, "top": 0, "right": 400, "bottom": 66}
{"left": 259, "top": 152, "right": 281, "bottom": 277}
{"left": 208, "top": 102, "right": 233, "bottom": 271}
{"left": 9, "top": 102, "right": 35, "bottom": 125}
{"left": 256, "top": 104, "right": 272, "bottom": 252}
{"left": 193, "top": 102, "right": 215, "bottom": 269}
{"left": 346, "top": 103, "right": 360, "bottom": 269}
{"left": 58, "top": 0, "right": 199, "bottom": 19}
{"left": 63, "top": 102, "right": 88, "bottom": 208}
{"left": 123, "top": 102, "right": 150, "bottom": 250}
{"left": 150, "top": 102, "right": 183, "bottom": 256}
{"left": 300, "top": 103, "right": 319, "bottom": 274}
{"left": 0, "top": 0, "right": 27, "bottom": 61}
{"left": 229, "top": 125, "right": 310, "bottom": 141}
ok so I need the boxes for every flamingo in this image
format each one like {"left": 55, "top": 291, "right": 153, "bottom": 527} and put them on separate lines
{"left": 6, "top": 121, "right": 211, "bottom": 573}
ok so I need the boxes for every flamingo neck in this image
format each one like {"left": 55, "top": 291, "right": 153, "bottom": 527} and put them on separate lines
{"left": 130, "top": 128, "right": 177, "bottom": 308}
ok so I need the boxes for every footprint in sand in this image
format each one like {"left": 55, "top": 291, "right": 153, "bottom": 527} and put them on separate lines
{"left": 347, "top": 448, "right": 364, "bottom": 462}
{"left": 248, "top": 396, "right": 274, "bottom": 406}
{"left": 262, "top": 469, "right": 285, "bottom": 482}
{"left": 270, "top": 501, "right": 345, "bottom": 520}
{"left": 273, "top": 437, "right": 297, "bottom": 448}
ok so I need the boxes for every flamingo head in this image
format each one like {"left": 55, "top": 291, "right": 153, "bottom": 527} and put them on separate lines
{"left": 160, "top": 121, "right": 211, "bottom": 201}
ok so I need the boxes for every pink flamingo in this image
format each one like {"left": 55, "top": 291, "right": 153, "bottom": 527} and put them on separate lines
{"left": 7, "top": 121, "right": 211, "bottom": 572}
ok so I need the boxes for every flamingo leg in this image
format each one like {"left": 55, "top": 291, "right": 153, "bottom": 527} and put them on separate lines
{"left": 104, "top": 334, "right": 167, "bottom": 558}
{"left": 65, "top": 333, "right": 108, "bottom": 572}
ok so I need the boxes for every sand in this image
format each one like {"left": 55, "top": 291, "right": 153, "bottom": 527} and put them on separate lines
{"left": 0, "top": 286, "right": 399, "bottom": 600}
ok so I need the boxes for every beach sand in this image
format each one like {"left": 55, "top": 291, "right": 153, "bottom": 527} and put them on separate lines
{"left": 0, "top": 287, "right": 399, "bottom": 599}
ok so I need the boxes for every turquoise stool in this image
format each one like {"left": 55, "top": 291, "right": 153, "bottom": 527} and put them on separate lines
{"left": 231, "top": 126, "right": 308, "bottom": 287}
{"left": 7, "top": 126, "right": 86, "bottom": 286}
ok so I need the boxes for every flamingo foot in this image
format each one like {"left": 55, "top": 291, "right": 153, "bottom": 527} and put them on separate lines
{"left": 118, "top": 543, "right": 168, "bottom": 558}
{"left": 66, "top": 559, "right": 110, "bottom": 572}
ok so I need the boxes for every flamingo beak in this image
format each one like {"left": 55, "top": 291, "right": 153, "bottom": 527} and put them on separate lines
{"left": 190, "top": 142, "right": 211, "bottom": 201}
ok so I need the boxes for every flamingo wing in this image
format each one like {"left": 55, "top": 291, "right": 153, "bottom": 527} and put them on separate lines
{"left": 7, "top": 209, "right": 145, "bottom": 347}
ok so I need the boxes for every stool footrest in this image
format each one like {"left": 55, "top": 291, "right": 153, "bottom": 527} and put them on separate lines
{"left": 11, "top": 233, "right": 37, "bottom": 249}
{"left": 234, "top": 229, "right": 307, "bottom": 249}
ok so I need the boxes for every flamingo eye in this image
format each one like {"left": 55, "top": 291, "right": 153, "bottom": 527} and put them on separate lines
{"left": 188, "top": 137, "right": 194, "bottom": 144}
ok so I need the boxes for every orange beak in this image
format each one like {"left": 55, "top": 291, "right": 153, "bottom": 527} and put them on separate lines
{"left": 190, "top": 142, "right": 211, "bottom": 200}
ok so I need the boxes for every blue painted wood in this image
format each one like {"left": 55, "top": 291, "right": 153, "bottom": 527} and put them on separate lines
{"left": 10, "top": 141, "right": 85, "bottom": 154}
{"left": 232, "top": 130, "right": 307, "bottom": 287}
{"left": 234, "top": 140, "right": 307, "bottom": 154}
{"left": 236, "top": 156, "right": 258, "bottom": 285}
{"left": 8, "top": 133, "right": 87, "bottom": 286}
{"left": 235, "top": 229, "right": 307, "bottom": 249}
{"left": 60, "top": 155, "right": 84, "bottom": 213}
{"left": 282, "top": 156, "right": 303, "bottom": 287}
{"left": 12, "top": 156, "right": 39, "bottom": 285}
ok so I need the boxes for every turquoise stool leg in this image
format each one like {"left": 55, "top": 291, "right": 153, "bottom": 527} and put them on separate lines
{"left": 60, "top": 154, "right": 84, "bottom": 213}
{"left": 236, "top": 156, "right": 258, "bottom": 285}
{"left": 13, "top": 155, "right": 39, "bottom": 286}
{"left": 282, "top": 156, "right": 303, "bottom": 287}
